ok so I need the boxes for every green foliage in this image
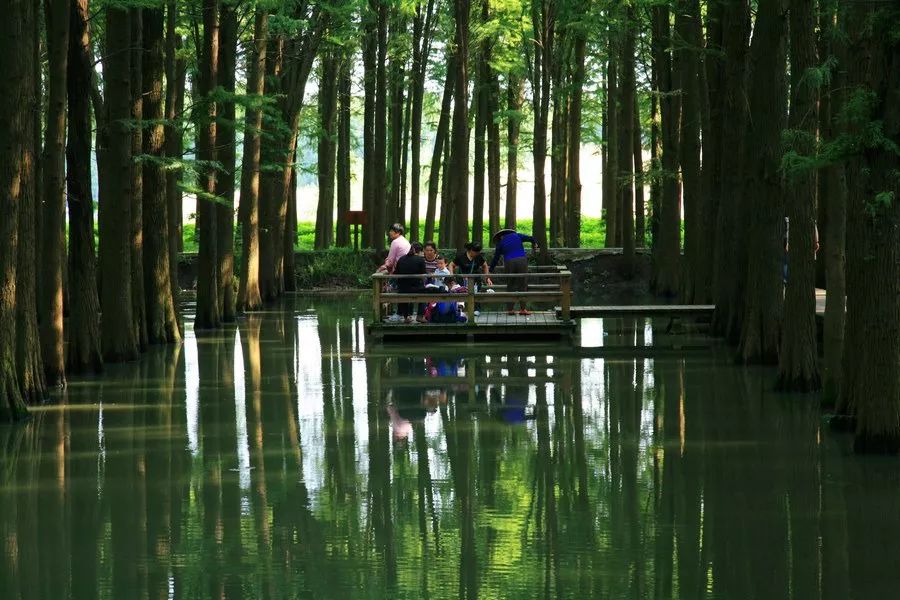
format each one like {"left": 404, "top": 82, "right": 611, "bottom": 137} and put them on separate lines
{"left": 293, "top": 249, "right": 376, "bottom": 289}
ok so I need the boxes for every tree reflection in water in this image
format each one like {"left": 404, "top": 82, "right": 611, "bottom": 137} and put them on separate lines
{"left": 1, "top": 297, "right": 899, "bottom": 599}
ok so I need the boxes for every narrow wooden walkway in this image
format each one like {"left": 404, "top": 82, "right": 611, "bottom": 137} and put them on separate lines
{"left": 368, "top": 310, "right": 576, "bottom": 341}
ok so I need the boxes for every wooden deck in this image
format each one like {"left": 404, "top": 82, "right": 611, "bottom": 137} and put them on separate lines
{"left": 368, "top": 310, "right": 577, "bottom": 341}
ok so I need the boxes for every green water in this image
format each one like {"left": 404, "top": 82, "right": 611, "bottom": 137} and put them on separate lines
{"left": 1, "top": 296, "right": 897, "bottom": 599}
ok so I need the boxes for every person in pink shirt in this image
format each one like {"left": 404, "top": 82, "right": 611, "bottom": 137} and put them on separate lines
{"left": 377, "top": 223, "right": 411, "bottom": 274}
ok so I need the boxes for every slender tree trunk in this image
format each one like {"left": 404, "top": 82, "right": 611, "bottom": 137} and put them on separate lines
{"left": 336, "top": 50, "right": 352, "bottom": 247}
{"left": 388, "top": 10, "right": 406, "bottom": 228}
{"left": 259, "top": 38, "right": 282, "bottom": 300}
{"left": 65, "top": 0, "right": 102, "bottom": 374}
{"left": 362, "top": 8, "right": 376, "bottom": 247}
{"left": 100, "top": 5, "right": 139, "bottom": 361}
{"left": 652, "top": 3, "right": 682, "bottom": 295}
{"left": 711, "top": 0, "right": 751, "bottom": 341}
{"left": 165, "top": 0, "right": 185, "bottom": 287}
{"left": 216, "top": 2, "right": 237, "bottom": 320}
{"left": 777, "top": 0, "right": 819, "bottom": 389}
{"left": 0, "top": 0, "right": 32, "bottom": 420}
{"left": 130, "top": 10, "right": 148, "bottom": 350}
{"left": 486, "top": 68, "right": 501, "bottom": 239}
{"left": 649, "top": 88, "right": 661, "bottom": 250}
{"left": 603, "top": 56, "right": 619, "bottom": 248}
{"left": 566, "top": 26, "right": 586, "bottom": 249}
{"left": 284, "top": 148, "right": 297, "bottom": 291}
{"left": 549, "top": 63, "right": 568, "bottom": 248}
{"left": 237, "top": 9, "right": 267, "bottom": 311}
{"left": 142, "top": 6, "right": 180, "bottom": 344}
{"left": 677, "top": 0, "right": 704, "bottom": 302}
{"left": 700, "top": 0, "right": 722, "bottom": 297}
{"left": 39, "top": 0, "right": 70, "bottom": 387}
{"left": 531, "top": 0, "right": 554, "bottom": 252}
{"left": 737, "top": 0, "right": 788, "bottom": 364}
{"left": 439, "top": 132, "right": 452, "bottom": 247}
{"left": 819, "top": 1, "right": 845, "bottom": 405}
{"left": 449, "top": 0, "right": 471, "bottom": 248}
{"left": 472, "top": 59, "right": 487, "bottom": 246}
{"left": 316, "top": 51, "right": 338, "bottom": 250}
{"left": 425, "top": 60, "right": 454, "bottom": 243}
{"left": 619, "top": 7, "right": 636, "bottom": 276}
{"left": 505, "top": 74, "right": 523, "bottom": 229}
{"left": 632, "top": 97, "right": 645, "bottom": 248}
{"left": 838, "top": 0, "right": 900, "bottom": 453}
{"left": 373, "top": 0, "right": 388, "bottom": 246}
{"left": 194, "top": 0, "right": 221, "bottom": 330}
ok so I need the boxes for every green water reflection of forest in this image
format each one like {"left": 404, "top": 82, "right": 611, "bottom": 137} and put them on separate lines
{"left": 1, "top": 296, "right": 897, "bottom": 599}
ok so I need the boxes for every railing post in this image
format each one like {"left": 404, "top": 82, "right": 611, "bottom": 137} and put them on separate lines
{"left": 467, "top": 282, "right": 476, "bottom": 324}
{"left": 560, "top": 270, "right": 572, "bottom": 321}
{"left": 373, "top": 275, "right": 382, "bottom": 321}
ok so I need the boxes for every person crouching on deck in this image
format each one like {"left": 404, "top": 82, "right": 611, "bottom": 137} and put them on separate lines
{"left": 490, "top": 229, "right": 539, "bottom": 316}
{"left": 394, "top": 242, "right": 427, "bottom": 324}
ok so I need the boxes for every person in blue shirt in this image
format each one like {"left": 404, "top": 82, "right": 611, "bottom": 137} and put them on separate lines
{"left": 490, "top": 229, "right": 539, "bottom": 315}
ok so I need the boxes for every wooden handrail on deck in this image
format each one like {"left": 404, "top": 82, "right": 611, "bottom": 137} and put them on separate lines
{"left": 371, "top": 269, "right": 573, "bottom": 323}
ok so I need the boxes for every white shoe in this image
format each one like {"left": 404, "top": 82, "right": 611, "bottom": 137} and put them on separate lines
{"left": 386, "top": 314, "right": 403, "bottom": 323}
{"left": 474, "top": 310, "right": 481, "bottom": 317}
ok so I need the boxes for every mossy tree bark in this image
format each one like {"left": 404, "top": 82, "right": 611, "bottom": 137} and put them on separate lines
{"left": 65, "top": 0, "right": 102, "bottom": 374}
{"left": 0, "top": 0, "right": 32, "bottom": 421}
{"left": 100, "top": 5, "right": 138, "bottom": 361}
{"left": 237, "top": 9, "right": 267, "bottom": 312}
{"left": 777, "top": 0, "right": 819, "bottom": 390}
{"left": 39, "top": 0, "right": 70, "bottom": 388}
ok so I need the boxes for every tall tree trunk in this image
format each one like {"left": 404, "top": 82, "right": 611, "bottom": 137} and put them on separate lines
{"left": 439, "top": 132, "right": 452, "bottom": 247}
{"left": 0, "top": 0, "right": 32, "bottom": 420}
{"left": 335, "top": 50, "right": 352, "bottom": 247}
{"left": 142, "top": 5, "right": 180, "bottom": 344}
{"left": 632, "top": 97, "right": 645, "bottom": 247}
{"left": 652, "top": 2, "right": 682, "bottom": 295}
{"left": 700, "top": 0, "right": 723, "bottom": 296}
{"left": 505, "top": 74, "right": 523, "bottom": 229}
{"left": 373, "top": 0, "right": 388, "bottom": 246}
{"left": 711, "top": 0, "right": 751, "bottom": 341}
{"left": 603, "top": 55, "right": 619, "bottom": 248}
{"left": 407, "top": 0, "right": 432, "bottom": 242}
{"left": 194, "top": 0, "right": 221, "bottom": 330}
{"left": 449, "top": 0, "right": 471, "bottom": 248}
{"left": 530, "top": 0, "right": 554, "bottom": 252}
{"left": 486, "top": 68, "right": 501, "bottom": 239}
{"left": 388, "top": 10, "right": 406, "bottom": 228}
{"left": 737, "top": 0, "right": 788, "bottom": 364}
{"left": 284, "top": 147, "right": 297, "bottom": 291}
{"left": 65, "top": 0, "right": 102, "bottom": 374}
{"left": 39, "top": 0, "right": 70, "bottom": 387}
{"left": 677, "top": 0, "right": 704, "bottom": 302}
{"left": 130, "top": 10, "right": 148, "bottom": 350}
{"left": 838, "top": 0, "right": 900, "bottom": 453}
{"left": 216, "top": 2, "right": 237, "bottom": 320}
{"left": 316, "top": 51, "right": 338, "bottom": 250}
{"left": 258, "top": 38, "right": 282, "bottom": 300}
{"left": 473, "top": 59, "right": 487, "bottom": 246}
{"left": 362, "top": 7, "right": 376, "bottom": 248}
{"left": 549, "top": 61, "right": 568, "bottom": 248}
{"left": 425, "top": 60, "right": 454, "bottom": 243}
{"left": 777, "top": 0, "right": 819, "bottom": 389}
{"left": 237, "top": 8, "right": 267, "bottom": 311}
{"left": 566, "top": 24, "right": 586, "bottom": 249}
{"left": 619, "top": 7, "right": 636, "bottom": 276}
{"left": 818, "top": 1, "right": 845, "bottom": 405}
{"left": 100, "top": 5, "right": 139, "bottom": 361}
{"left": 164, "top": 0, "right": 185, "bottom": 284}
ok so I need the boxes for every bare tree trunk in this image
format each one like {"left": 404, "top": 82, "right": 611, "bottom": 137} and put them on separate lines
{"left": 632, "top": 97, "right": 645, "bottom": 248}
{"left": 407, "top": 0, "right": 433, "bottom": 242}
{"left": 373, "top": 0, "right": 388, "bottom": 246}
{"left": 335, "top": 50, "right": 352, "bottom": 247}
{"left": 426, "top": 60, "right": 454, "bottom": 243}
{"left": 0, "top": 0, "right": 33, "bottom": 419}
{"left": 194, "top": 0, "right": 221, "bottom": 330}
{"left": 216, "top": 1, "right": 237, "bottom": 320}
{"left": 473, "top": 58, "right": 487, "bottom": 246}
{"left": 777, "top": 0, "right": 819, "bottom": 389}
{"left": 316, "top": 51, "right": 338, "bottom": 250}
{"left": 603, "top": 55, "right": 618, "bottom": 248}
{"left": 237, "top": 8, "right": 267, "bottom": 311}
{"left": 258, "top": 38, "right": 282, "bottom": 302}
{"left": 549, "top": 61, "right": 568, "bottom": 248}
{"left": 619, "top": 7, "right": 636, "bottom": 276}
{"left": 129, "top": 10, "right": 148, "bottom": 351}
{"left": 39, "top": 0, "right": 70, "bottom": 387}
{"left": 449, "top": 0, "right": 471, "bottom": 248}
{"left": 530, "top": 0, "right": 554, "bottom": 252}
{"left": 362, "top": 7, "right": 376, "bottom": 247}
{"left": 566, "top": 26, "right": 586, "bottom": 249}
{"left": 100, "top": 5, "right": 139, "bottom": 361}
{"left": 505, "top": 74, "right": 523, "bottom": 229}
{"left": 737, "top": 0, "right": 788, "bottom": 364}
{"left": 165, "top": 0, "right": 185, "bottom": 292}
{"left": 388, "top": 9, "right": 406, "bottom": 228}
{"left": 486, "top": 68, "right": 501, "bottom": 239}
{"left": 65, "top": 0, "right": 102, "bottom": 374}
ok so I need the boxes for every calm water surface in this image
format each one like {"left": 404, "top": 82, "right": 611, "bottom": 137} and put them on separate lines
{"left": 2, "top": 296, "right": 898, "bottom": 599}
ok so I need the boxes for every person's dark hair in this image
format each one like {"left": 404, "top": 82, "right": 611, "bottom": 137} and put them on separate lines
{"left": 408, "top": 241, "right": 424, "bottom": 256}
{"left": 424, "top": 240, "right": 437, "bottom": 251}
{"left": 435, "top": 254, "right": 445, "bottom": 262}
{"left": 464, "top": 242, "right": 482, "bottom": 253}
{"left": 389, "top": 223, "right": 405, "bottom": 235}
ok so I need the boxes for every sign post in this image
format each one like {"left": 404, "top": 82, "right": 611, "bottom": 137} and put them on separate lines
{"left": 345, "top": 210, "right": 367, "bottom": 251}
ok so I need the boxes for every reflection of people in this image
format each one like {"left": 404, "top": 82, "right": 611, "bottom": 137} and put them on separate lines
{"left": 498, "top": 355, "right": 530, "bottom": 424}
{"left": 490, "top": 229, "right": 538, "bottom": 316}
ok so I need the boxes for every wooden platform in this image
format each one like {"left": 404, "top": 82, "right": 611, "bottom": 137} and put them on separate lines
{"left": 368, "top": 310, "right": 577, "bottom": 341}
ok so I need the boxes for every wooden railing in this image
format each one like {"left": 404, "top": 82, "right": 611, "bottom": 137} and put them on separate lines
{"left": 371, "top": 267, "right": 573, "bottom": 323}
